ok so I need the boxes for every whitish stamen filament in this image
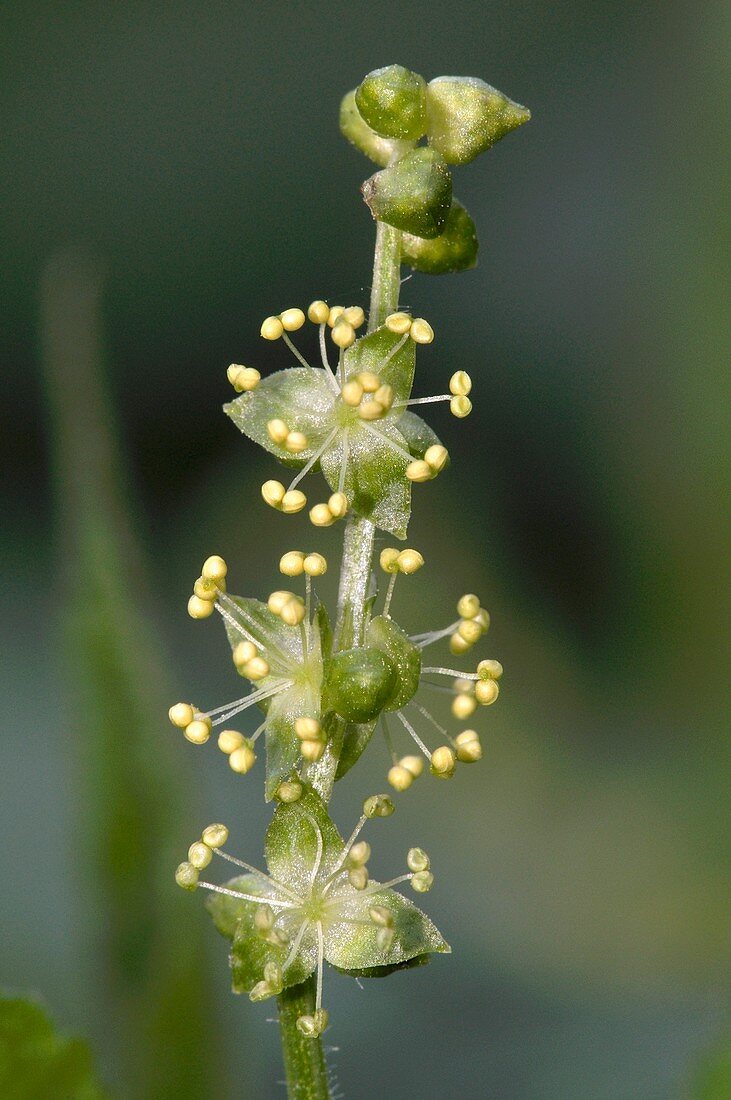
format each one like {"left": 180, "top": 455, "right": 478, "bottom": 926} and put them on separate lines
{"left": 214, "top": 850, "right": 303, "bottom": 904}
{"left": 410, "top": 621, "right": 460, "bottom": 649}
{"left": 421, "top": 666, "right": 480, "bottom": 680}
{"left": 320, "top": 813, "right": 368, "bottom": 896}
{"left": 319, "top": 324, "right": 340, "bottom": 392}
{"left": 287, "top": 427, "right": 339, "bottom": 492}
{"left": 282, "top": 332, "right": 313, "bottom": 371}
{"left": 282, "top": 918, "right": 310, "bottom": 972}
{"left": 395, "top": 710, "right": 432, "bottom": 761}
{"left": 382, "top": 572, "right": 397, "bottom": 618}
{"left": 307, "top": 815, "right": 325, "bottom": 888}
{"left": 410, "top": 701, "right": 449, "bottom": 740}
{"left": 337, "top": 429, "right": 349, "bottom": 495}
{"left": 208, "top": 681, "right": 292, "bottom": 727}
{"left": 359, "top": 421, "right": 413, "bottom": 463}
{"left": 360, "top": 874, "right": 412, "bottom": 895}
{"left": 215, "top": 593, "right": 294, "bottom": 672}
{"left": 316, "top": 921, "right": 324, "bottom": 1011}
{"left": 375, "top": 333, "right": 408, "bottom": 375}
{"left": 392, "top": 394, "right": 451, "bottom": 408}
{"left": 198, "top": 881, "right": 300, "bottom": 909}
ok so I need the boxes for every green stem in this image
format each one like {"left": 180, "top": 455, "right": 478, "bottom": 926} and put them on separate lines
{"left": 277, "top": 220, "right": 402, "bottom": 1099}
{"left": 277, "top": 977, "right": 330, "bottom": 1100}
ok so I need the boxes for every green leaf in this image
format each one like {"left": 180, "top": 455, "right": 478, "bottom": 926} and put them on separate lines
{"left": 224, "top": 367, "right": 336, "bottom": 464}
{"left": 320, "top": 419, "right": 412, "bottom": 538}
{"left": 355, "top": 65, "right": 427, "bottom": 141}
{"left": 339, "top": 89, "right": 413, "bottom": 167}
{"left": 265, "top": 788, "right": 344, "bottom": 895}
{"left": 206, "top": 875, "right": 316, "bottom": 993}
{"left": 367, "top": 615, "right": 422, "bottom": 710}
{"left": 343, "top": 325, "right": 416, "bottom": 403}
{"left": 361, "top": 148, "right": 452, "bottom": 239}
{"left": 393, "top": 410, "right": 444, "bottom": 460}
{"left": 323, "top": 886, "right": 450, "bottom": 971}
{"left": 426, "top": 76, "right": 530, "bottom": 165}
{"left": 401, "top": 200, "right": 479, "bottom": 274}
{"left": 0, "top": 994, "right": 106, "bottom": 1099}
{"left": 334, "top": 717, "right": 378, "bottom": 780}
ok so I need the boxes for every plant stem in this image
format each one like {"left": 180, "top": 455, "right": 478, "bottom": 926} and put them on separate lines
{"left": 277, "top": 219, "right": 402, "bottom": 1100}
{"left": 277, "top": 977, "right": 330, "bottom": 1100}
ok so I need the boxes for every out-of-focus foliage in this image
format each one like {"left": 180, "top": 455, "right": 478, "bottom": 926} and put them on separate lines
{"left": 0, "top": 995, "right": 105, "bottom": 1100}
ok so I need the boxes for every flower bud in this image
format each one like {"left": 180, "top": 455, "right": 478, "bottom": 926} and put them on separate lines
{"left": 327, "top": 646, "right": 397, "bottom": 722}
{"left": 355, "top": 65, "right": 427, "bottom": 140}
{"left": 401, "top": 200, "right": 479, "bottom": 274}
{"left": 426, "top": 76, "right": 530, "bottom": 164}
{"left": 339, "top": 89, "right": 412, "bottom": 167}
{"left": 362, "top": 148, "right": 452, "bottom": 239}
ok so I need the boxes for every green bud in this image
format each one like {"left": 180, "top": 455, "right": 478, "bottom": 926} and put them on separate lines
{"left": 327, "top": 646, "right": 397, "bottom": 723}
{"left": 355, "top": 64, "right": 427, "bottom": 141}
{"left": 426, "top": 76, "right": 530, "bottom": 165}
{"left": 400, "top": 200, "right": 479, "bottom": 275}
{"left": 361, "top": 148, "right": 452, "bottom": 239}
{"left": 339, "top": 89, "right": 413, "bottom": 167}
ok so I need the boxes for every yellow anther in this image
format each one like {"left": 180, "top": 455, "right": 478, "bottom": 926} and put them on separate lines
{"left": 343, "top": 305, "right": 365, "bottom": 328}
{"left": 203, "top": 554, "right": 227, "bottom": 581}
{"left": 193, "top": 576, "right": 219, "bottom": 601}
{"left": 430, "top": 745, "right": 456, "bottom": 779}
{"left": 357, "top": 371, "right": 381, "bottom": 393}
{"left": 424, "top": 444, "right": 448, "bottom": 473}
{"left": 299, "top": 739, "right": 325, "bottom": 762}
{"left": 243, "top": 656, "right": 270, "bottom": 681}
{"left": 327, "top": 305, "right": 345, "bottom": 327}
{"left": 457, "top": 619, "right": 482, "bottom": 645}
{"left": 184, "top": 718, "right": 212, "bottom": 745}
{"left": 296, "top": 1010, "right": 329, "bottom": 1038}
{"left": 407, "top": 847, "right": 430, "bottom": 872}
{"left": 281, "top": 490, "right": 307, "bottom": 514}
{"left": 400, "top": 755, "right": 424, "bottom": 778}
{"left": 449, "top": 370, "right": 472, "bottom": 396}
{"left": 341, "top": 379, "right": 364, "bottom": 406}
{"left": 188, "top": 594, "right": 215, "bottom": 619}
{"left": 279, "top": 550, "right": 305, "bottom": 577}
{"left": 327, "top": 492, "right": 349, "bottom": 518}
{"left": 474, "top": 608, "right": 490, "bottom": 633}
{"left": 309, "top": 503, "right": 335, "bottom": 527}
{"left": 358, "top": 398, "right": 386, "bottom": 421}
{"left": 188, "top": 841, "right": 212, "bottom": 869}
{"left": 175, "top": 862, "right": 199, "bottom": 890}
{"left": 455, "top": 729, "right": 482, "bottom": 762}
{"left": 369, "top": 905, "right": 393, "bottom": 927}
{"left": 406, "top": 460, "right": 433, "bottom": 483}
{"left": 453, "top": 677, "right": 475, "bottom": 694}
{"left": 331, "top": 319, "right": 356, "bottom": 348}
{"left": 233, "top": 641, "right": 257, "bottom": 668}
{"left": 169, "top": 702, "right": 195, "bottom": 729}
{"left": 475, "top": 679, "right": 500, "bottom": 706}
{"left": 450, "top": 395, "right": 472, "bottom": 418}
{"left": 218, "top": 729, "right": 245, "bottom": 754}
{"left": 374, "top": 383, "right": 394, "bottom": 410}
{"left": 303, "top": 552, "right": 327, "bottom": 576}
{"left": 457, "top": 593, "right": 481, "bottom": 619}
{"left": 308, "top": 300, "right": 330, "bottom": 324}
{"left": 275, "top": 779, "right": 303, "bottom": 803}
{"left": 227, "top": 364, "right": 260, "bottom": 392}
{"left": 294, "top": 716, "right": 323, "bottom": 741}
{"left": 280, "top": 597, "right": 306, "bottom": 626}
{"left": 388, "top": 764, "right": 414, "bottom": 791}
{"left": 411, "top": 869, "right": 434, "bottom": 892}
{"left": 229, "top": 741, "right": 257, "bottom": 774}
{"left": 452, "top": 693, "right": 478, "bottom": 720}
{"left": 410, "top": 318, "right": 434, "bottom": 344}
{"left": 379, "top": 547, "right": 401, "bottom": 574}
{"left": 397, "top": 549, "right": 425, "bottom": 574}
{"left": 363, "top": 793, "right": 395, "bottom": 818}
{"left": 477, "top": 659, "right": 503, "bottom": 680}
{"left": 201, "top": 823, "right": 229, "bottom": 848}
{"left": 261, "top": 480, "right": 286, "bottom": 508}
{"left": 268, "top": 589, "right": 296, "bottom": 615}
{"left": 348, "top": 866, "right": 369, "bottom": 890}
{"left": 284, "top": 431, "right": 308, "bottom": 454}
{"left": 348, "top": 841, "right": 371, "bottom": 866}
{"left": 385, "top": 311, "right": 412, "bottom": 335}
{"left": 261, "top": 316, "right": 284, "bottom": 340}
{"left": 449, "top": 633, "right": 472, "bottom": 656}
{"left": 280, "top": 307, "right": 305, "bottom": 331}
{"left": 267, "top": 418, "right": 290, "bottom": 445}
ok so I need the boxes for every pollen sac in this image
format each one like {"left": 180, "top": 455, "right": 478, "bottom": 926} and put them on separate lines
{"left": 400, "top": 200, "right": 479, "bottom": 275}
{"left": 326, "top": 646, "right": 398, "bottom": 723}
{"left": 361, "top": 147, "right": 452, "bottom": 239}
{"left": 426, "top": 76, "right": 530, "bottom": 164}
{"left": 355, "top": 64, "right": 428, "bottom": 141}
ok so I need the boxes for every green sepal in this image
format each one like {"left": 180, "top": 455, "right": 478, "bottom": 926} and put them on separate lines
{"left": 222, "top": 595, "right": 302, "bottom": 669}
{"left": 332, "top": 953, "right": 431, "bottom": 979}
{"left": 205, "top": 874, "right": 316, "bottom": 993}
{"left": 343, "top": 324, "right": 416, "bottom": 403}
{"left": 334, "top": 717, "right": 378, "bottom": 780}
{"left": 326, "top": 646, "right": 397, "bottom": 722}
{"left": 394, "top": 410, "right": 444, "bottom": 460}
{"left": 339, "top": 89, "right": 413, "bottom": 167}
{"left": 361, "top": 148, "right": 452, "bottom": 239}
{"left": 426, "top": 76, "right": 530, "bottom": 165}
{"left": 355, "top": 65, "right": 427, "bottom": 141}
{"left": 0, "top": 995, "right": 106, "bottom": 1099}
{"left": 224, "top": 367, "right": 335, "bottom": 465}
{"left": 367, "top": 615, "right": 421, "bottom": 710}
{"left": 323, "top": 886, "right": 450, "bottom": 972}
{"left": 401, "top": 200, "right": 479, "bottom": 274}
{"left": 320, "top": 419, "right": 412, "bottom": 538}
{"left": 265, "top": 787, "right": 343, "bottom": 895}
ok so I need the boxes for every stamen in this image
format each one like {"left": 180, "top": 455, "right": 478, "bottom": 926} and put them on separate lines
{"left": 382, "top": 572, "right": 397, "bottom": 618}
{"left": 320, "top": 813, "right": 368, "bottom": 896}
{"left": 208, "top": 680, "right": 292, "bottom": 727}
{"left": 410, "top": 701, "right": 449, "bottom": 740}
{"left": 359, "top": 420, "right": 413, "bottom": 463}
{"left": 381, "top": 714, "right": 399, "bottom": 765}
{"left": 316, "top": 921, "right": 325, "bottom": 1011}
{"left": 337, "top": 429, "right": 349, "bottom": 495}
{"left": 282, "top": 918, "right": 310, "bottom": 972}
{"left": 360, "top": 874, "right": 413, "bottom": 895}
{"left": 198, "top": 881, "right": 300, "bottom": 909}
{"left": 215, "top": 592, "right": 295, "bottom": 671}
{"left": 287, "top": 427, "right": 340, "bottom": 492}
{"left": 214, "top": 850, "right": 303, "bottom": 904}
{"left": 375, "top": 332, "right": 409, "bottom": 375}
{"left": 410, "top": 620, "right": 461, "bottom": 649}
{"left": 395, "top": 710, "right": 433, "bottom": 761}
{"left": 392, "top": 394, "right": 451, "bottom": 408}
{"left": 282, "top": 332, "right": 313, "bottom": 370}
{"left": 318, "top": 324, "right": 340, "bottom": 393}
{"left": 421, "top": 666, "right": 480, "bottom": 681}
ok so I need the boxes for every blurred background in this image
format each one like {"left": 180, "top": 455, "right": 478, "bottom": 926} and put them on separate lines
{"left": 1, "top": 1, "right": 728, "bottom": 1097}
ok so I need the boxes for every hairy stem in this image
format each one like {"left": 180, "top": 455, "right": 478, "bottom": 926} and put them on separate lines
{"left": 278, "top": 221, "right": 402, "bottom": 1099}
{"left": 277, "top": 976, "right": 330, "bottom": 1100}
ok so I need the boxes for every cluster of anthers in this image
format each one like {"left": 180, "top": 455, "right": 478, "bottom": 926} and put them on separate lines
{"left": 224, "top": 299, "right": 472, "bottom": 530}
{"left": 174, "top": 792, "right": 443, "bottom": 1039}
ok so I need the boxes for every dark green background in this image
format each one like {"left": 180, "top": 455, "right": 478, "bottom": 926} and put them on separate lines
{"left": 2, "top": 2, "right": 728, "bottom": 1097}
